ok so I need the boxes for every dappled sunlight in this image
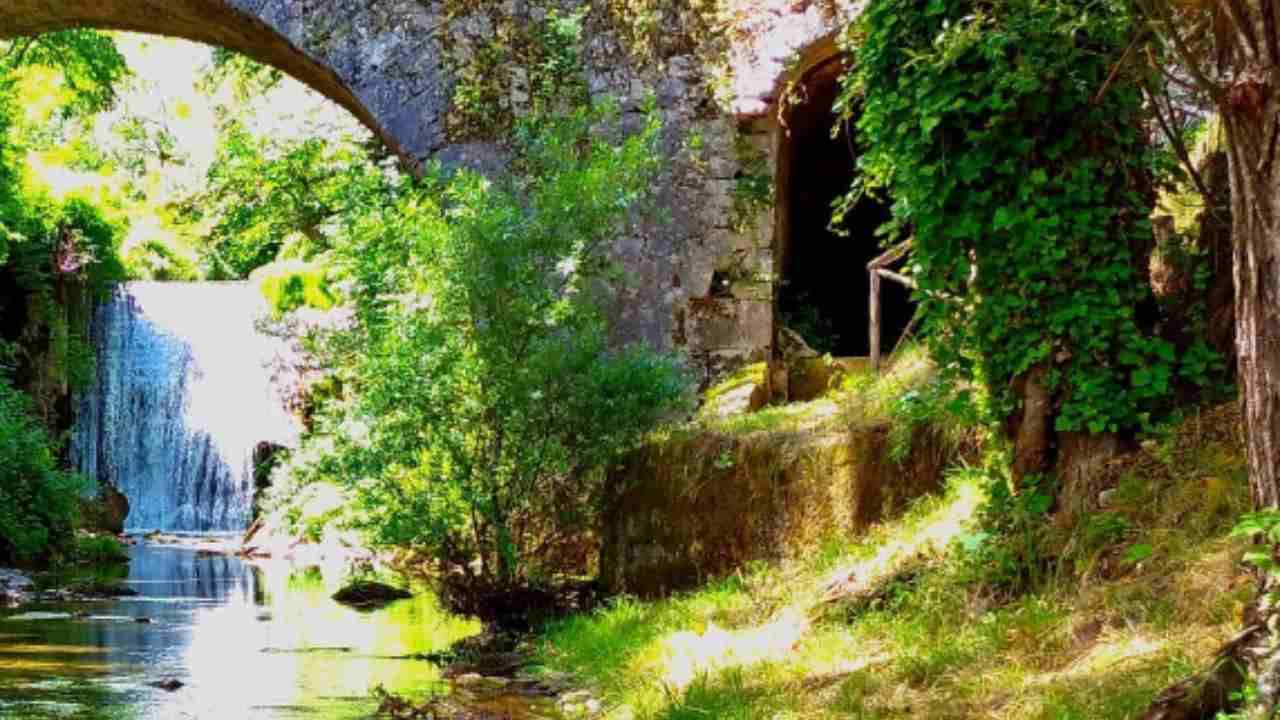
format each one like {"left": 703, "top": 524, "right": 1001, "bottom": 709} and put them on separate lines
{"left": 818, "top": 474, "right": 982, "bottom": 596}
{"left": 611, "top": 479, "right": 983, "bottom": 697}
{"left": 0, "top": 546, "right": 480, "bottom": 719}
{"left": 1061, "top": 631, "right": 1166, "bottom": 678}
{"left": 659, "top": 607, "right": 810, "bottom": 691}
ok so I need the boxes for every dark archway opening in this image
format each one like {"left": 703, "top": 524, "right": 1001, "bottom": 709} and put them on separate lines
{"left": 776, "top": 56, "right": 914, "bottom": 357}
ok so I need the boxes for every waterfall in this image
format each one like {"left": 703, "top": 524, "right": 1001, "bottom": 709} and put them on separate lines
{"left": 71, "top": 282, "right": 300, "bottom": 533}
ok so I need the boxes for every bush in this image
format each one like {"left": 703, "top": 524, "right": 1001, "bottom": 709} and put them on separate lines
{"left": 0, "top": 375, "right": 90, "bottom": 562}
{"left": 71, "top": 533, "right": 129, "bottom": 564}
{"left": 289, "top": 100, "right": 694, "bottom": 587}
{"left": 842, "top": 0, "right": 1190, "bottom": 436}
{"left": 254, "top": 259, "right": 337, "bottom": 317}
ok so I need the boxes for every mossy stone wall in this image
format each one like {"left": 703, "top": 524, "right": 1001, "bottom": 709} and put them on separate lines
{"left": 601, "top": 419, "right": 960, "bottom": 597}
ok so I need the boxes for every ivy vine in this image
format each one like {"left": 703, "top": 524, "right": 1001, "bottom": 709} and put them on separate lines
{"left": 838, "top": 0, "right": 1203, "bottom": 435}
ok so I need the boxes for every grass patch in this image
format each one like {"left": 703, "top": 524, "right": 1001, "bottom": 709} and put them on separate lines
{"left": 535, "top": 403, "right": 1250, "bottom": 719}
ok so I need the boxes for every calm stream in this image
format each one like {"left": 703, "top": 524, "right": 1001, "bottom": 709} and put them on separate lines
{"left": 0, "top": 543, "right": 479, "bottom": 719}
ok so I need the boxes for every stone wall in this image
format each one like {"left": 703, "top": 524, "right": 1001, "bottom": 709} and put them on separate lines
{"left": 599, "top": 418, "right": 958, "bottom": 597}
{"left": 0, "top": 0, "right": 865, "bottom": 379}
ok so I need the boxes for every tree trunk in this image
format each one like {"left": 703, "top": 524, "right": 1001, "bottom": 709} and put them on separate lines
{"left": 1224, "top": 78, "right": 1280, "bottom": 713}
{"left": 1227, "top": 106, "right": 1280, "bottom": 513}
{"left": 1144, "top": 61, "right": 1280, "bottom": 719}
{"left": 1009, "top": 363, "right": 1053, "bottom": 483}
{"left": 1054, "top": 431, "right": 1126, "bottom": 528}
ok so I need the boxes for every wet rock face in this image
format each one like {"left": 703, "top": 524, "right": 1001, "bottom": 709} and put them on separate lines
{"left": 0, "top": 569, "right": 35, "bottom": 607}
{"left": 79, "top": 485, "right": 130, "bottom": 535}
{"left": 71, "top": 284, "right": 301, "bottom": 533}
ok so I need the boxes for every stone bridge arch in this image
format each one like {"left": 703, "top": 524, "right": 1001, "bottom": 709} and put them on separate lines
{"left": 1, "top": 0, "right": 449, "bottom": 168}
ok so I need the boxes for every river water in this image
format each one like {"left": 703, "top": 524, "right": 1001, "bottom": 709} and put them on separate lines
{"left": 0, "top": 543, "right": 480, "bottom": 719}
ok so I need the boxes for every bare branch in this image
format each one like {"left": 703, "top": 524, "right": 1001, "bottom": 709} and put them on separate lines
{"left": 1136, "top": 0, "right": 1227, "bottom": 100}
{"left": 1262, "top": 0, "right": 1280, "bottom": 66}
{"left": 1142, "top": 77, "right": 1215, "bottom": 202}
{"left": 1263, "top": 114, "right": 1280, "bottom": 179}
{"left": 1093, "top": 34, "right": 1142, "bottom": 105}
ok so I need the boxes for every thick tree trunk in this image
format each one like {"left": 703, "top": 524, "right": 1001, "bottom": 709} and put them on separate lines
{"left": 1054, "top": 431, "right": 1126, "bottom": 527}
{"left": 1225, "top": 85, "right": 1280, "bottom": 714}
{"left": 1228, "top": 109, "right": 1280, "bottom": 513}
{"left": 1144, "top": 63, "right": 1280, "bottom": 719}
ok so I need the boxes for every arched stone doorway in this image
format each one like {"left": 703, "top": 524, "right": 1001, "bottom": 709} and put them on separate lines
{"left": 0, "top": 0, "right": 449, "bottom": 168}
{"left": 774, "top": 54, "right": 914, "bottom": 357}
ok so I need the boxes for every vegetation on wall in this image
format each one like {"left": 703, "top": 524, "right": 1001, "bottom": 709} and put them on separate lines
{"left": 838, "top": 0, "right": 1218, "bottom": 480}
{"left": 0, "top": 376, "right": 89, "bottom": 563}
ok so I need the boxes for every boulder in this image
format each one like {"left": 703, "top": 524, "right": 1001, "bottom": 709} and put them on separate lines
{"left": 699, "top": 363, "right": 770, "bottom": 420}
{"left": 331, "top": 581, "right": 412, "bottom": 610}
{"left": 79, "top": 484, "right": 130, "bottom": 535}
{"left": 148, "top": 679, "right": 184, "bottom": 692}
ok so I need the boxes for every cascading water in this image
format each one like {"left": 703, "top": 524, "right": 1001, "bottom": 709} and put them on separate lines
{"left": 71, "top": 282, "right": 300, "bottom": 532}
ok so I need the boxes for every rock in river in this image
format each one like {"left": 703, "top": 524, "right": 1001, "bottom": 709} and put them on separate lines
{"left": 331, "top": 581, "right": 412, "bottom": 610}
{"left": 148, "top": 679, "right": 184, "bottom": 692}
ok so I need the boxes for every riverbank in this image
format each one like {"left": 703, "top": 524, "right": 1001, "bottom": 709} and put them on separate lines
{"left": 525, "top": 402, "right": 1250, "bottom": 719}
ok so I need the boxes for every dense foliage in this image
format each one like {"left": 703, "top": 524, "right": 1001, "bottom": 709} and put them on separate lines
{"left": 840, "top": 0, "right": 1210, "bottom": 435}
{"left": 0, "top": 31, "right": 127, "bottom": 561}
{"left": 0, "top": 30, "right": 129, "bottom": 117}
{"left": 180, "top": 118, "right": 392, "bottom": 279}
{"left": 0, "top": 375, "right": 90, "bottom": 562}
{"left": 279, "top": 101, "right": 692, "bottom": 586}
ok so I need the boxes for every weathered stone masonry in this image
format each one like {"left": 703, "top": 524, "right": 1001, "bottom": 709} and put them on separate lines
{"left": 0, "top": 0, "right": 862, "bottom": 380}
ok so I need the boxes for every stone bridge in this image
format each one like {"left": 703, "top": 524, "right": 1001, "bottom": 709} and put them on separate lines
{"left": 2, "top": 0, "right": 880, "bottom": 381}
{"left": 1, "top": 0, "right": 448, "bottom": 168}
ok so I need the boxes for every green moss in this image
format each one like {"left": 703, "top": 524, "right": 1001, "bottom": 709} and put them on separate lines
{"left": 730, "top": 133, "right": 772, "bottom": 233}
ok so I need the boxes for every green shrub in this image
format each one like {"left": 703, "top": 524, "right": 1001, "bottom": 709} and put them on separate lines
{"left": 71, "top": 533, "right": 129, "bottom": 564}
{"left": 289, "top": 100, "right": 694, "bottom": 587}
{"left": 253, "top": 259, "right": 336, "bottom": 316}
{"left": 954, "top": 471, "right": 1057, "bottom": 596}
{"left": 0, "top": 375, "right": 91, "bottom": 562}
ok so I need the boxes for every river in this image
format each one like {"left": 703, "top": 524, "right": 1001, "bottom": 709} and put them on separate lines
{"left": 0, "top": 542, "right": 480, "bottom": 719}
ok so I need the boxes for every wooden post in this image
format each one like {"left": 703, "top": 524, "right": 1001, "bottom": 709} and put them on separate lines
{"left": 867, "top": 239, "right": 915, "bottom": 374}
{"left": 869, "top": 268, "right": 882, "bottom": 372}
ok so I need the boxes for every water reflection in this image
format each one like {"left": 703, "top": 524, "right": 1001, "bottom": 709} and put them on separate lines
{"left": 0, "top": 544, "right": 479, "bottom": 719}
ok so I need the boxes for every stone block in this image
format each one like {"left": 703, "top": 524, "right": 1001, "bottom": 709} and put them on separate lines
{"left": 685, "top": 298, "right": 771, "bottom": 351}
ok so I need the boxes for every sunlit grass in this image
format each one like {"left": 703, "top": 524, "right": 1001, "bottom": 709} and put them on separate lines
{"left": 535, "top": 403, "right": 1250, "bottom": 719}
